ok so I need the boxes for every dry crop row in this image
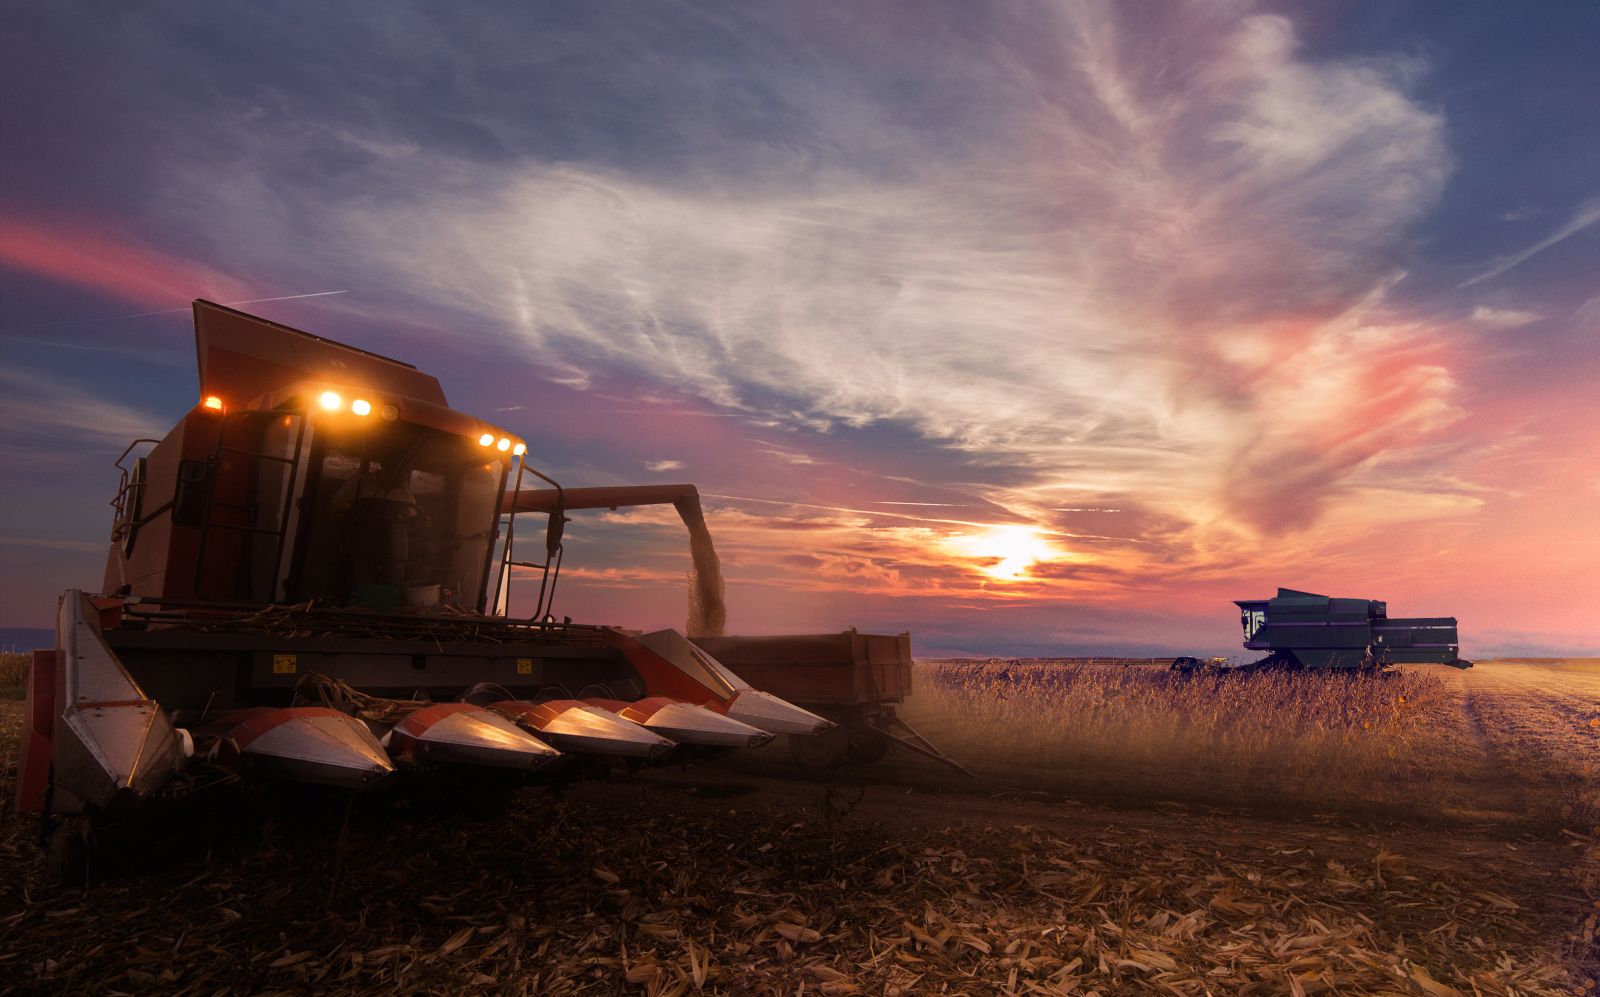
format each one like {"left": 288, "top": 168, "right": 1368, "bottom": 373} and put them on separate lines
{"left": 913, "top": 661, "right": 1502, "bottom": 819}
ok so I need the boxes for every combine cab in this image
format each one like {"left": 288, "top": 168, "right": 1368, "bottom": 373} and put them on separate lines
{"left": 1182, "top": 587, "right": 1472, "bottom": 671}
{"left": 13, "top": 301, "right": 834, "bottom": 880}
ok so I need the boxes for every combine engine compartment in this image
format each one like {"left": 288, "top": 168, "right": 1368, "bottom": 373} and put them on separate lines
{"left": 14, "top": 300, "right": 830, "bottom": 880}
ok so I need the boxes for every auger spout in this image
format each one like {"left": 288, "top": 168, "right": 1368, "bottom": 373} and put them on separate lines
{"left": 506, "top": 485, "right": 726, "bottom": 637}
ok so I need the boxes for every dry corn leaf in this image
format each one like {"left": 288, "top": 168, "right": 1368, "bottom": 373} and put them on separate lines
{"left": 638, "top": 922, "right": 680, "bottom": 941}
{"left": 1208, "top": 891, "right": 1264, "bottom": 917}
{"left": 1126, "top": 947, "right": 1178, "bottom": 971}
{"left": 1473, "top": 891, "right": 1519, "bottom": 912}
{"left": 1408, "top": 963, "right": 1463, "bottom": 997}
{"left": 685, "top": 939, "right": 710, "bottom": 988}
{"left": 436, "top": 926, "right": 474, "bottom": 957}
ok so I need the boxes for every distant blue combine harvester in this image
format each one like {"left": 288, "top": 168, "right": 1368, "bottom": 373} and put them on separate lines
{"left": 1176, "top": 587, "right": 1471, "bottom": 672}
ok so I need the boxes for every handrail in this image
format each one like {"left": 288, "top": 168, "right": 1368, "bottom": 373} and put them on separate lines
{"left": 192, "top": 408, "right": 308, "bottom": 601}
{"left": 493, "top": 461, "right": 567, "bottom": 622}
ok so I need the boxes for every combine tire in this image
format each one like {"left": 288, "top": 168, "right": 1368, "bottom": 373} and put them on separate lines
{"left": 788, "top": 726, "right": 849, "bottom": 768}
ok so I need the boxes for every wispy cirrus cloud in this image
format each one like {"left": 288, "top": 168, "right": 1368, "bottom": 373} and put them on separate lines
{"left": 1460, "top": 197, "right": 1600, "bottom": 288}
{"left": 1469, "top": 305, "right": 1543, "bottom": 329}
{"left": 107, "top": 1, "right": 1465, "bottom": 593}
{"left": 0, "top": 366, "right": 167, "bottom": 448}
{"left": 257, "top": 8, "right": 1455, "bottom": 546}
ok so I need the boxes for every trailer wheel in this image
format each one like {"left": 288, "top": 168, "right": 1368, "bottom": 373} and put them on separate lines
{"left": 844, "top": 723, "right": 890, "bottom": 764}
{"left": 46, "top": 816, "right": 93, "bottom": 886}
{"left": 788, "top": 726, "right": 849, "bottom": 768}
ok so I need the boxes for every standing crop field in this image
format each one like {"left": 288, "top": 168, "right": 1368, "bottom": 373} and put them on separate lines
{"left": 0, "top": 653, "right": 26, "bottom": 700}
{"left": 899, "top": 659, "right": 1588, "bottom": 826}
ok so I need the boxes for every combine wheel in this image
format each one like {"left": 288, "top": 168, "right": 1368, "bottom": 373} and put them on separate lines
{"left": 844, "top": 721, "right": 890, "bottom": 764}
{"left": 788, "top": 726, "right": 849, "bottom": 768}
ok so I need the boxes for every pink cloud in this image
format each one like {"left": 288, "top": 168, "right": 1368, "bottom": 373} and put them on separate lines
{"left": 0, "top": 215, "right": 251, "bottom": 308}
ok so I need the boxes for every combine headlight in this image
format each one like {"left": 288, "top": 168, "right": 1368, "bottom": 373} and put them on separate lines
{"left": 478, "top": 433, "right": 495, "bottom": 447}
{"left": 380, "top": 404, "right": 399, "bottom": 421}
{"left": 202, "top": 395, "right": 224, "bottom": 412}
{"left": 512, "top": 442, "right": 527, "bottom": 456}
{"left": 351, "top": 398, "right": 372, "bottom": 416}
{"left": 319, "top": 391, "right": 342, "bottom": 411}
{"left": 496, "top": 437, "right": 511, "bottom": 452}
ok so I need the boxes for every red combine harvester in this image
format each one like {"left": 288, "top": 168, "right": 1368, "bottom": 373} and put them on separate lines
{"left": 13, "top": 301, "right": 850, "bottom": 880}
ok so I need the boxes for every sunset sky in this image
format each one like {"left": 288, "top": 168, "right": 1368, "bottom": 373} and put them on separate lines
{"left": 2, "top": 2, "right": 1596, "bottom": 656}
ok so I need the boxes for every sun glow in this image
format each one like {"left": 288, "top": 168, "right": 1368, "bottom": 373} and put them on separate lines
{"left": 943, "top": 525, "right": 1057, "bottom": 581}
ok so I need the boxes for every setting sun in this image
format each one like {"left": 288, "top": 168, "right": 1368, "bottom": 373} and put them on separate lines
{"left": 943, "top": 525, "right": 1058, "bottom": 581}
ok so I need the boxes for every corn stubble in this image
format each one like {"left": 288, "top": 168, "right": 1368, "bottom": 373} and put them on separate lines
{"left": 2, "top": 660, "right": 1595, "bottom": 994}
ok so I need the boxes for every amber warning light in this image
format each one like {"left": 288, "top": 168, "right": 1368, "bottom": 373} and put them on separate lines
{"left": 202, "top": 395, "right": 224, "bottom": 412}
{"left": 477, "top": 431, "right": 526, "bottom": 456}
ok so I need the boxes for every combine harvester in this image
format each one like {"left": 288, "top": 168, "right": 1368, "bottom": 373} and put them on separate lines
{"left": 13, "top": 301, "right": 839, "bottom": 880}
{"left": 1175, "top": 587, "right": 1471, "bottom": 672}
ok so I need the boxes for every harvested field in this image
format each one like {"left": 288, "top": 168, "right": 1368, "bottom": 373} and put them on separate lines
{"left": 2, "top": 660, "right": 1595, "bottom": 995}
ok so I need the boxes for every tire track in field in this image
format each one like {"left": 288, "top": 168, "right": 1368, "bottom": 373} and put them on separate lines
{"left": 1454, "top": 662, "right": 1600, "bottom": 830}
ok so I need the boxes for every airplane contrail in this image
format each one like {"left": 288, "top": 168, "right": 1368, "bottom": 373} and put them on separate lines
{"left": 0, "top": 290, "right": 349, "bottom": 334}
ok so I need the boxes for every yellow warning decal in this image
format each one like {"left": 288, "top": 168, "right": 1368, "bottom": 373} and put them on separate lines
{"left": 272, "top": 654, "right": 298, "bottom": 675}
{"left": 516, "top": 658, "right": 533, "bottom": 675}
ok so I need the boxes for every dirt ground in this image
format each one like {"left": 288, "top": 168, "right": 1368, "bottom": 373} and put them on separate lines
{"left": 1, "top": 660, "right": 1595, "bottom": 995}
